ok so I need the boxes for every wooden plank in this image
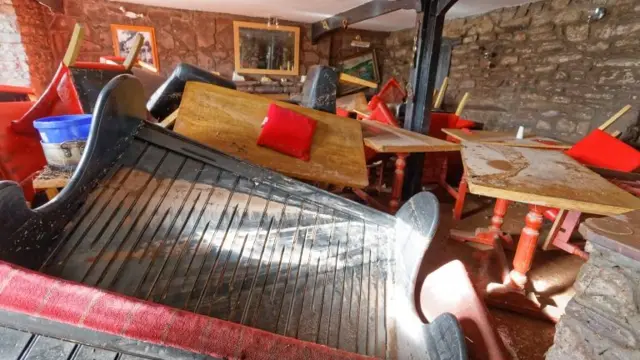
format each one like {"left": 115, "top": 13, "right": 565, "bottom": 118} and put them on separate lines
{"left": 336, "top": 92, "right": 368, "bottom": 113}
{"left": 455, "top": 92, "right": 470, "bottom": 116}
{"left": 542, "top": 209, "right": 566, "bottom": 251}
{"left": 598, "top": 105, "right": 631, "bottom": 131}
{"left": 339, "top": 73, "right": 377, "bottom": 89}
{"left": 62, "top": 24, "right": 85, "bottom": 67}
{"left": 461, "top": 142, "right": 640, "bottom": 215}
{"left": 123, "top": 33, "right": 144, "bottom": 71}
{"left": 442, "top": 129, "right": 525, "bottom": 142}
{"left": 433, "top": 76, "right": 448, "bottom": 109}
{"left": 482, "top": 137, "right": 571, "bottom": 150}
{"left": 174, "top": 82, "right": 369, "bottom": 187}
{"left": 362, "top": 120, "right": 460, "bottom": 153}
{"left": 158, "top": 109, "right": 179, "bottom": 128}
{"left": 440, "top": 128, "right": 571, "bottom": 149}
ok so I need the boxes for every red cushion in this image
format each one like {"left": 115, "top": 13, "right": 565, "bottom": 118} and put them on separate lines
{"left": 257, "top": 103, "right": 317, "bottom": 161}
{"left": 566, "top": 129, "right": 640, "bottom": 172}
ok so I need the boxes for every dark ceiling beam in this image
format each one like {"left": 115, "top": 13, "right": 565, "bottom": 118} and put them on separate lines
{"left": 436, "top": 0, "right": 458, "bottom": 16}
{"left": 402, "top": 0, "right": 458, "bottom": 196}
{"left": 311, "top": 0, "right": 420, "bottom": 43}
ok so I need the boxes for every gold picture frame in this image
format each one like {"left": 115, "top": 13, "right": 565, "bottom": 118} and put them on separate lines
{"left": 233, "top": 21, "right": 300, "bottom": 76}
{"left": 111, "top": 24, "right": 160, "bottom": 72}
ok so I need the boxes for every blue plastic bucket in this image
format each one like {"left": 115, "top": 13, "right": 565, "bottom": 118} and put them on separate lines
{"left": 33, "top": 114, "right": 92, "bottom": 143}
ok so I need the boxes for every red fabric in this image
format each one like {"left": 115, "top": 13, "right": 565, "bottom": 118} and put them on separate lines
{"left": 257, "top": 103, "right": 317, "bottom": 161}
{"left": 0, "top": 261, "right": 369, "bottom": 360}
{"left": 566, "top": 129, "right": 640, "bottom": 172}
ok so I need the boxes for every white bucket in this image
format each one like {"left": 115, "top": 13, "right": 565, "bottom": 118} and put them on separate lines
{"left": 40, "top": 140, "right": 86, "bottom": 169}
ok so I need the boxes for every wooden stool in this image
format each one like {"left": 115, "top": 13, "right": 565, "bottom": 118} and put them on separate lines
{"left": 32, "top": 166, "right": 73, "bottom": 200}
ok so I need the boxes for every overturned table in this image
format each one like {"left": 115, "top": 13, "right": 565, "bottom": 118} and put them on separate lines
{"left": 461, "top": 142, "right": 640, "bottom": 289}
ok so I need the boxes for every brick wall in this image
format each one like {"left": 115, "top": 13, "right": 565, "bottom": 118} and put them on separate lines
{"left": 12, "top": 0, "right": 55, "bottom": 94}
{"left": 0, "top": 0, "right": 30, "bottom": 88}
{"left": 386, "top": 0, "right": 640, "bottom": 144}
{"left": 8, "top": 0, "right": 389, "bottom": 94}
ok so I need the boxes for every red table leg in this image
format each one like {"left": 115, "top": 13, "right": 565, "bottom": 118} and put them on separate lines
{"left": 452, "top": 176, "right": 467, "bottom": 221}
{"left": 510, "top": 205, "right": 544, "bottom": 288}
{"left": 389, "top": 153, "right": 407, "bottom": 214}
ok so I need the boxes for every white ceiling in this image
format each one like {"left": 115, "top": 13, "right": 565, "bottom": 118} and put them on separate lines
{"left": 118, "top": 0, "right": 537, "bottom": 31}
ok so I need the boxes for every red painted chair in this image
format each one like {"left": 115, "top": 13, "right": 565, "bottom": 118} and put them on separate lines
{"left": 1, "top": 24, "right": 140, "bottom": 202}
{"left": 542, "top": 127, "right": 640, "bottom": 259}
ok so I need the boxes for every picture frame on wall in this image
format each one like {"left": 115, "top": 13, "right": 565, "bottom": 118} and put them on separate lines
{"left": 336, "top": 50, "right": 380, "bottom": 95}
{"left": 233, "top": 21, "right": 300, "bottom": 76}
{"left": 110, "top": 24, "right": 160, "bottom": 72}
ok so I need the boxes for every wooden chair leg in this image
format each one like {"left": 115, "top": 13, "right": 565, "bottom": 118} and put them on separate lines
{"left": 550, "top": 211, "right": 588, "bottom": 260}
{"left": 45, "top": 188, "right": 59, "bottom": 200}
{"left": 453, "top": 176, "right": 468, "bottom": 221}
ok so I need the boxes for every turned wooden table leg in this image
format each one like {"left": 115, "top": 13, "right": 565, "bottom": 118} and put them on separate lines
{"left": 510, "top": 205, "right": 544, "bottom": 288}
{"left": 390, "top": 153, "right": 408, "bottom": 214}
{"left": 490, "top": 198, "right": 510, "bottom": 233}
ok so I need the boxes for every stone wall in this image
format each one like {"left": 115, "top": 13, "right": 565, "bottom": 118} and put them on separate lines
{"left": 9, "top": 0, "right": 389, "bottom": 94}
{"left": 386, "top": 0, "right": 640, "bottom": 143}
{"left": 547, "top": 242, "right": 640, "bottom": 359}
{"left": 0, "top": 0, "right": 30, "bottom": 88}
{"left": 383, "top": 27, "right": 415, "bottom": 86}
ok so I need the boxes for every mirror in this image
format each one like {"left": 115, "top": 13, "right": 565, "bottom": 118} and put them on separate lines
{"left": 233, "top": 21, "right": 300, "bottom": 76}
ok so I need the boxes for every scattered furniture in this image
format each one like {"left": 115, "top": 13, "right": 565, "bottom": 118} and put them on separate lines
{"left": 146, "top": 63, "right": 236, "bottom": 120}
{"left": 361, "top": 119, "right": 460, "bottom": 212}
{"left": 32, "top": 165, "right": 72, "bottom": 200}
{"left": 460, "top": 142, "right": 640, "bottom": 290}
{"left": 174, "top": 81, "right": 368, "bottom": 188}
{"left": 0, "top": 75, "right": 462, "bottom": 360}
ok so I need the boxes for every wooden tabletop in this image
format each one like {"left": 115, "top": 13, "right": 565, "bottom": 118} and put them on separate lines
{"left": 461, "top": 142, "right": 640, "bottom": 215}
{"left": 174, "top": 82, "right": 369, "bottom": 188}
{"left": 443, "top": 128, "right": 571, "bottom": 150}
{"left": 362, "top": 120, "right": 460, "bottom": 153}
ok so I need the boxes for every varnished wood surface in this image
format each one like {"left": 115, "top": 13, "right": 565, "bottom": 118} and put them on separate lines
{"left": 442, "top": 128, "right": 571, "bottom": 149}
{"left": 461, "top": 142, "right": 640, "bottom": 215}
{"left": 174, "top": 82, "right": 368, "bottom": 187}
{"left": 362, "top": 120, "right": 460, "bottom": 153}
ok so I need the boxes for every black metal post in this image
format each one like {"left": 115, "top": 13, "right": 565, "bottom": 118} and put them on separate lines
{"left": 403, "top": 0, "right": 457, "bottom": 197}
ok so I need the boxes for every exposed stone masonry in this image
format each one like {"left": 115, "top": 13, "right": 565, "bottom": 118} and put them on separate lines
{"left": 547, "top": 242, "right": 640, "bottom": 359}
{"left": 385, "top": 0, "right": 640, "bottom": 144}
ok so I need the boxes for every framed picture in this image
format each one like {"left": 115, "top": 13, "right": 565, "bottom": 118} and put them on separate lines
{"left": 336, "top": 50, "right": 380, "bottom": 95}
{"left": 110, "top": 24, "right": 160, "bottom": 72}
{"left": 233, "top": 21, "right": 300, "bottom": 76}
